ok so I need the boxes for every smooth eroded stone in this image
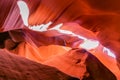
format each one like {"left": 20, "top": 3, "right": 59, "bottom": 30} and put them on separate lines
{"left": 0, "top": 50, "right": 79, "bottom": 80}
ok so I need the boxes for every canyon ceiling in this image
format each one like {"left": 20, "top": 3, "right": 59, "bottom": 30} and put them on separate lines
{"left": 0, "top": 0, "right": 120, "bottom": 80}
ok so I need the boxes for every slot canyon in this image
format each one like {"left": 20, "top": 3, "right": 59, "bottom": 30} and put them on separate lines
{"left": 0, "top": 0, "right": 120, "bottom": 80}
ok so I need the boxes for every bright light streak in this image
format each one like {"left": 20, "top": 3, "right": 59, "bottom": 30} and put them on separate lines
{"left": 17, "top": 0, "right": 29, "bottom": 26}
{"left": 29, "top": 21, "right": 53, "bottom": 32}
{"left": 80, "top": 40, "right": 99, "bottom": 50}
{"left": 103, "top": 47, "right": 116, "bottom": 58}
{"left": 49, "top": 23, "right": 100, "bottom": 50}
{"left": 17, "top": 1, "right": 115, "bottom": 59}
{"left": 49, "top": 23, "right": 87, "bottom": 40}
{"left": 17, "top": 1, "right": 52, "bottom": 31}
{"left": 49, "top": 23, "right": 63, "bottom": 30}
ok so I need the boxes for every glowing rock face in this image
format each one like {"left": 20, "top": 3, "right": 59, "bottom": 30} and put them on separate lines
{"left": 44, "top": 48, "right": 117, "bottom": 80}
{"left": 0, "top": 0, "right": 120, "bottom": 79}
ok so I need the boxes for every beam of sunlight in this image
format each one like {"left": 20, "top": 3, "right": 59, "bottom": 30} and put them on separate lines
{"left": 103, "top": 47, "right": 116, "bottom": 58}
{"left": 80, "top": 40, "right": 99, "bottom": 50}
{"left": 49, "top": 23, "right": 100, "bottom": 50}
{"left": 17, "top": 1, "right": 115, "bottom": 58}
{"left": 17, "top": 0, "right": 29, "bottom": 26}
{"left": 29, "top": 21, "right": 53, "bottom": 31}
{"left": 49, "top": 23, "right": 87, "bottom": 40}
{"left": 17, "top": 1, "right": 53, "bottom": 31}
{"left": 49, "top": 23, "right": 116, "bottom": 58}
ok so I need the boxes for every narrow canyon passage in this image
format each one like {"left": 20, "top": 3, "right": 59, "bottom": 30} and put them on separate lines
{"left": 0, "top": 0, "right": 120, "bottom": 80}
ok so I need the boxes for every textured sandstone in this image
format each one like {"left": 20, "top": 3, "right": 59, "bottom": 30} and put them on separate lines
{"left": 0, "top": 49, "right": 79, "bottom": 80}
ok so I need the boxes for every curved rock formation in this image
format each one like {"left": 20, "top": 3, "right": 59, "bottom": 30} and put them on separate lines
{"left": 0, "top": 0, "right": 120, "bottom": 79}
{"left": 44, "top": 48, "right": 117, "bottom": 80}
{"left": 0, "top": 49, "right": 79, "bottom": 80}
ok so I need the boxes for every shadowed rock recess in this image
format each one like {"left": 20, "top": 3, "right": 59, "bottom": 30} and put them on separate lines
{"left": 0, "top": 50, "right": 79, "bottom": 80}
{"left": 85, "top": 51, "right": 117, "bottom": 80}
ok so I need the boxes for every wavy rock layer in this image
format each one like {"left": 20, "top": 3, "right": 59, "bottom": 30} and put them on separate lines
{"left": 0, "top": 49, "right": 79, "bottom": 80}
{"left": 44, "top": 48, "right": 117, "bottom": 80}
